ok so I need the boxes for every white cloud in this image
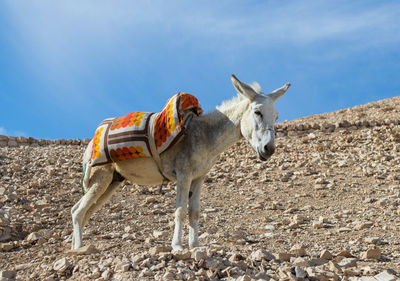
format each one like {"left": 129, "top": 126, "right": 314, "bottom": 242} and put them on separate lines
{"left": 2, "top": 1, "right": 399, "bottom": 104}
{"left": 3, "top": 1, "right": 399, "bottom": 64}
{"left": 0, "top": 127, "right": 7, "bottom": 135}
{"left": 0, "top": 127, "right": 27, "bottom": 137}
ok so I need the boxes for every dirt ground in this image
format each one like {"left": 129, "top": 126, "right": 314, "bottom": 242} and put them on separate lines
{"left": 1, "top": 97, "right": 400, "bottom": 280}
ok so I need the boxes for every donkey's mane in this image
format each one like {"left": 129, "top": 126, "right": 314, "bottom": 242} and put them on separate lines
{"left": 216, "top": 94, "right": 245, "bottom": 112}
{"left": 216, "top": 82, "right": 262, "bottom": 112}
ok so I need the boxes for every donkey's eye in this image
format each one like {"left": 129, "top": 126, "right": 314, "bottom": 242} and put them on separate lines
{"left": 254, "top": 111, "right": 263, "bottom": 118}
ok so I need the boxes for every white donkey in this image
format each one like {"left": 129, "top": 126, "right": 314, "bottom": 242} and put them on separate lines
{"left": 71, "top": 75, "right": 290, "bottom": 250}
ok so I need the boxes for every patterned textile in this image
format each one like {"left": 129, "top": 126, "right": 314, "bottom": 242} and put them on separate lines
{"left": 89, "top": 92, "right": 202, "bottom": 167}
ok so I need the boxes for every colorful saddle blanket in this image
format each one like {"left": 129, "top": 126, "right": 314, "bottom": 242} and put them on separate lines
{"left": 89, "top": 92, "right": 203, "bottom": 167}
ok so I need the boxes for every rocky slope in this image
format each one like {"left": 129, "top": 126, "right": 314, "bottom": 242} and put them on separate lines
{"left": 1, "top": 97, "right": 400, "bottom": 281}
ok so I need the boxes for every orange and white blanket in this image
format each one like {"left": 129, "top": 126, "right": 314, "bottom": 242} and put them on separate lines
{"left": 89, "top": 92, "right": 202, "bottom": 167}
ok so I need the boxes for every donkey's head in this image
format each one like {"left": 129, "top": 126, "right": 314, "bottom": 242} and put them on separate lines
{"left": 231, "top": 74, "right": 290, "bottom": 161}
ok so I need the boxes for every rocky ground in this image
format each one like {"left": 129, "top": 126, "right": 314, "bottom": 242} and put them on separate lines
{"left": 1, "top": 96, "right": 400, "bottom": 281}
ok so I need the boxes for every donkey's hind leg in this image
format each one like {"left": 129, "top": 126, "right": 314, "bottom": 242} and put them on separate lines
{"left": 188, "top": 177, "right": 204, "bottom": 249}
{"left": 82, "top": 174, "right": 124, "bottom": 227}
{"left": 71, "top": 166, "right": 113, "bottom": 250}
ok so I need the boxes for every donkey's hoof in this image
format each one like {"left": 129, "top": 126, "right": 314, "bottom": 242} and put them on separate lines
{"left": 171, "top": 244, "right": 184, "bottom": 251}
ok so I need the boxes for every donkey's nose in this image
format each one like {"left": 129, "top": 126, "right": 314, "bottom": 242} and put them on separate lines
{"left": 264, "top": 144, "right": 275, "bottom": 156}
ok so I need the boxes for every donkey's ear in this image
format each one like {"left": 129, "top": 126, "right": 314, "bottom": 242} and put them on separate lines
{"left": 268, "top": 83, "right": 291, "bottom": 102}
{"left": 230, "top": 74, "right": 257, "bottom": 101}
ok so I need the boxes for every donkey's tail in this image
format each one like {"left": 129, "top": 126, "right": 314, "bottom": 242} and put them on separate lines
{"left": 80, "top": 139, "right": 93, "bottom": 195}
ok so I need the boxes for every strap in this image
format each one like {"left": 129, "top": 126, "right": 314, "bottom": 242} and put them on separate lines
{"left": 148, "top": 114, "right": 172, "bottom": 183}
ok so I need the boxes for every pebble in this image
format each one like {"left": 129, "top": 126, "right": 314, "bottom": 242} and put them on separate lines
{"left": 374, "top": 270, "right": 398, "bottom": 281}
{"left": 115, "top": 262, "right": 131, "bottom": 272}
{"left": 191, "top": 248, "right": 208, "bottom": 261}
{"left": 171, "top": 249, "right": 191, "bottom": 260}
{"left": 292, "top": 257, "right": 309, "bottom": 267}
{"left": 289, "top": 244, "right": 307, "bottom": 257}
{"left": 337, "top": 258, "right": 357, "bottom": 268}
{"left": 53, "top": 257, "right": 70, "bottom": 272}
{"left": 276, "top": 252, "right": 294, "bottom": 262}
{"left": 364, "top": 237, "right": 380, "bottom": 244}
{"left": 320, "top": 249, "right": 333, "bottom": 260}
{"left": 67, "top": 244, "right": 100, "bottom": 255}
{"left": 0, "top": 270, "right": 16, "bottom": 279}
{"left": 26, "top": 232, "right": 42, "bottom": 242}
{"left": 356, "top": 221, "right": 374, "bottom": 230}
{"left": 362, "top": 248, "right": 382, "bottom": 260}
{"left": 250, "top": 249, "right": 275, "bottom": 261}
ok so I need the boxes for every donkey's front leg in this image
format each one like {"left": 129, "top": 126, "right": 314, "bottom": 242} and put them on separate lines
{"left": 188, "top": 177, "right": 204, "bottom": 249}
{"left": 171, "top": 175, "right": 192, "bottom": 251}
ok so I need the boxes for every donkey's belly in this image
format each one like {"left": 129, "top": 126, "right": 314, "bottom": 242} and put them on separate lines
{"left": 114, "top": 158, "right": 165, "bottom": 186}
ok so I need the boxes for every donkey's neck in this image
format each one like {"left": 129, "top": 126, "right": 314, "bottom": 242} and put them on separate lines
{"left": 200, "top": 98, "right": 249, "bottom": 156}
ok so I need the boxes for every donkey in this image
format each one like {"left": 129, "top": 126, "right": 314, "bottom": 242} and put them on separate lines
{"left": 71, "top": 74, "right": 290, "bottom": 250}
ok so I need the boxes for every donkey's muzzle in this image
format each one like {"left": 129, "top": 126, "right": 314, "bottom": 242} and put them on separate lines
{"left": 257, "top": 145, "right": 275, "bottom": 161}
{"left": 264, "top": 144, "right": 275, "bottom": 156}
{"left": 258, "top": 144, "right": 275, "bottom": 161}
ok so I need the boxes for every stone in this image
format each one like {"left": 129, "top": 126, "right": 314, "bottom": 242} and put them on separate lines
{"left": 139, "top": 268, "right": 154, "bottom": 277}
{"left": 362, "top": 248, "right": 381, "bottom": 260}
{"left": 53, "top": 257, "right": 71, "bottom": 272}
{"left": 328, "top": 261, "right": 343, "bottom": 274}
{"left": 67, "top": 244, "right": 99, "bottom": 255}
{"left": 364, "top": 237, "right": 380, "bottom": 244}
{"left": 250, "top": 249, "right": 275, "bottom": 261}
{"left": 265, "top": 225, "right": 275, "bottom": 231}
{"left": 101, "top": 269, "right": 112, "bottom": 280}
{"left": 338, "top": 227, "right": 352, "bottom": 233}
{"left": 171, "top": 249, "right": 191, "bottom": 260}
{"left": 229, "top": 253, "right": 245, "bottom": 262}
{"left": 305, "top": 267, "right": 328, "bottom": 281}
{"left": 150, "top": 245, "right": 172, "bottom": 255}
{"left": 295, "top": 266, "right": 306, "bottom": 279}
{"left": 192, "top": 248, "right": 208, "bottom": 261}
{"left": 312, "top": 220, "right": 323, "bottom": 229}
{"left": 308, "top": 133, "right": 316, "bottom": 139}
{"left": 236, "top": 274, "right": 252, "bottom": 281}
{"left": 337, "top": 258, "right": 357, "bottom": 268}
{"left": 0, "top": 242, "right": 14, "bottom": 251}
{"left": 359, "top": 277, "right": 381, "bottom": 281}
{"left": 374, "top": 270, "right": 398, "bottom": 281}
{"left": 115, "top": 262, "right": 131, "bottom": 272}
{"left": 276, "top": 252, "right": 294, "bottom": 262}
{"left": 344, "top": 267, "right": 361, "bottom": 276}
{"left": 320, "top": 249, "right": 333, "bottom": 260}
{"left": 204, "top": 257, "right": 224, "bottom": 271}
{"left": 8, "top": 140, "right": 18, "bottom": 147}
{"left": 292, "top": 257, "right": 309, "bottom": 267}
{"left": 145, "top": 197, "right": 157, "bottom": 204}
{"left": 336, "top": 250, "right": 354, "bottom": 258}
{"left": 293, "top": 214, "right": 306, "bottom": 223}
{"left": 0, "top": 270, "right": 16, "bottom": 279}
{"left": 26, "top": 232, "right": 42, "bottom": 242}
{"left": 0, "top": 187, "right": 6, "bottom": 196}
{"left": 152, "top": 230, "right": 166, "bottom": 238}
{"left": 289, "top": 244, "right": 307, "bottom": 256}
{"left": 356, "top": 221, "right": 374, "bottom": 230}
{"left": 162, "top": 271, "right": 176, "bottom": 280}
{"left": 308, "top": 258, "right": 328, "bottom": 266}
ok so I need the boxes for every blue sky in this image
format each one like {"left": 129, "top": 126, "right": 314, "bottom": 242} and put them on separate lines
{"left": 0, "top": 1, "right": 399, "bottom": 139}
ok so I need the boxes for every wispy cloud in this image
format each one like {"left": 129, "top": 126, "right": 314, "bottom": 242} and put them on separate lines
{"left": 1, "top": 1, "right": 399, "bottom": 138}
{"left": 0, "top": 127, "right": 7, "bottom": 135}
{"left": 3, "top": 1, "right": 399, "bottom": 71}
{"left": 0, "top": 126, "right": 27, "bottom": 137}
{"left": 1, "top": 1, "right": 399, "bottom": 109}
